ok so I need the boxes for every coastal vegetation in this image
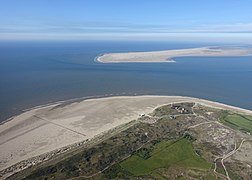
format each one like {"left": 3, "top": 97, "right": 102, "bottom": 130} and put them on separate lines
{"left": 220, "top": 111, "right": 252, "bottom": 134}
{"left": 6, "top": 102, "right": 252, "bottom": 180}
{"left": 120, "top": 138, "right": 211, "bottom": 176}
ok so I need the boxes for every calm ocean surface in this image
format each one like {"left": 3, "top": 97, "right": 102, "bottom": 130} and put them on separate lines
{"left": 0, "top": 41, "right": 252, "bottom": 122}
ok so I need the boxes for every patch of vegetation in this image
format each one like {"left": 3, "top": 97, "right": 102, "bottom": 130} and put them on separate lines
{"left": 220, "top": 111, "right": 252, "bottom": 134}
{"left": 184, "top": 133, "right": 196, "bottom": 141}
{"left": 136, "top": 147, "right": 152, "bottom": 159}
{"left": 102, "top": 163, "right": 133, "bottom": 179}
{"left": 193, "top": 104, "right": 222, "bottom": 121}
{"left": 215, "top": 160, "right": 226, "bottom": 176}
{"left": 120, "top": 138, "right": 212, "bottom": 177}
{"left": 202, "top": 173, "right": 216, "bottom": 180}
{"left": 151, "top": 102, "right": 194, "bottom": 117}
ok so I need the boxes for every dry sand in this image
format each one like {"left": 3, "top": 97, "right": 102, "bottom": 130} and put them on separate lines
{"left": 97, "top": 47, "right": 252, "bottom": 63}
{"left": 1, "top": 95, "right": 252, "bottom": 172}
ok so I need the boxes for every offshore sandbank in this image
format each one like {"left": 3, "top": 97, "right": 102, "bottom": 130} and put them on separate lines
{"left": 97, "top": 47, "right": 252, "bottom": 63}
{"left": 1, "top": 95, "right": 252, "bottom": 177}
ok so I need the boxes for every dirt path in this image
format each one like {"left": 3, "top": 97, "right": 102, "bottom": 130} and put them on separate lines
{"left": 213, "top": 139, "right": 246, "bottom": 180}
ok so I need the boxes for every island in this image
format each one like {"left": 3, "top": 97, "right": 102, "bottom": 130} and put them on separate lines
{"left": 1, "top": 95, "right": 252, "bottom": 179}
{"left": 97, "top": 47, "right": 252, "bottom": 63}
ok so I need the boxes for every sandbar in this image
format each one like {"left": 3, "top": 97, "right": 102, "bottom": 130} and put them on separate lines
{"left": 97, "top": 47, "right": 252, "bottom": 63}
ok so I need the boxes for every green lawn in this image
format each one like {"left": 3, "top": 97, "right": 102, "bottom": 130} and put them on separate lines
{"left": 222, "top": 113, "right": 252, "bottom": 134}
{"left": 120, "top": 138, "right": 211, "bottom": 176}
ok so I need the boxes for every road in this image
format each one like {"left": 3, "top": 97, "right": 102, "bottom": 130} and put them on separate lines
{"left": 213, "top": 139, "right": 246, "bottom": 180}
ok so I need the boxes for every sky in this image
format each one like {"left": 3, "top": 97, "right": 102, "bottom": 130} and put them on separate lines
{"left": 1, "top": 0, "right": 252, "bottom": 42}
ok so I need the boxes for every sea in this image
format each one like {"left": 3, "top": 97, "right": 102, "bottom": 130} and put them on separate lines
{"left": 0, "top": 40, "right": 252, "bottom": 122}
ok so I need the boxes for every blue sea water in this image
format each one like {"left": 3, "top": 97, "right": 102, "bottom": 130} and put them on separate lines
{"left": 0, "top": 41, "right": 252, "bottom": 122}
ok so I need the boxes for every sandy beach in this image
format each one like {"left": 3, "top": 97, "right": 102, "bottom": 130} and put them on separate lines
{"left": 1, "top": 95, "right": 252, "bottom": 175}
{"left": 97, "top": 47, "right": 252, "bottom": 63}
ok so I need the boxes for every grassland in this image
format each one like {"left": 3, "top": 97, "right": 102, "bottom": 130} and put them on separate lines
{"left": 120, "top": 138, "right": 211, "bottom": 177}
{"left": 220, "top": 111, "right": 252, "bottom": 134}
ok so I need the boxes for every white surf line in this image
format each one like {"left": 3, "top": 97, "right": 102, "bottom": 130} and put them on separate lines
{"left": 34, "top": 115, "right": 86, "bottom": 137}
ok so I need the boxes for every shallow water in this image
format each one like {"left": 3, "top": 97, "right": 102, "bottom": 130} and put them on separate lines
{"left": 0, "top": 41, "right": 252, "bottom": 122}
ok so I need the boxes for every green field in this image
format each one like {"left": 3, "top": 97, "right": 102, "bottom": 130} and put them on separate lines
{"left": 221, "top": 112, "right": 252, "bottom": 134}
{"left": 120, "top": 138, "right": 212, "bottom": 176}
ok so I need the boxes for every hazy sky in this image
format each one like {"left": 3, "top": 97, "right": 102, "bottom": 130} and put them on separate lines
{"left": 1, "top": 0, "right": 252, "bottom": 42}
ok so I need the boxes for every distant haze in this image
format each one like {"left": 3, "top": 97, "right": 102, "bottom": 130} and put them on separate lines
{"left": 0, "top": 0, "right": 252, "bottom": 42}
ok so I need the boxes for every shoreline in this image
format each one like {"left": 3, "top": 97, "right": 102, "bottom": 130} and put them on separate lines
{"left": 97, "top": 46, "right": 252, "bottom": 63}
{"left": 0, "top": 93, "right": 140, "bottom": 126}
{"left": 1, "top": 95, "right": 252, "bottom": 177}
{"left": 2, "top": 92, "right": 252, "bottom": 127}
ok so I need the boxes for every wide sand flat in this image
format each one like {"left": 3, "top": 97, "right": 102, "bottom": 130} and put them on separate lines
{"left": 97, "top": 47, "right": 252, "bottom": 63}
{"left": 1, "top": 95, "right": 252, "bottom": 172}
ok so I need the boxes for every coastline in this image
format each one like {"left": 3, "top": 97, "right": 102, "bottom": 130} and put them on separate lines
{"left": 97, "top": 47, "right": 252, "bottom": 63}
{"left": 1, "top": 95, "right": 252, "bottom": 178}
{"left": 0, "top": 93, "right": 133, "bottom": 126}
